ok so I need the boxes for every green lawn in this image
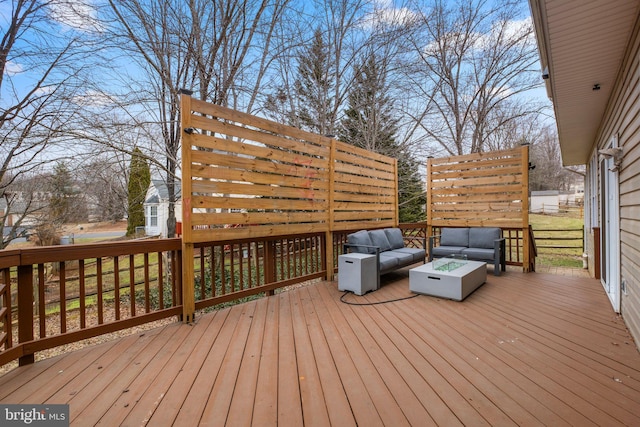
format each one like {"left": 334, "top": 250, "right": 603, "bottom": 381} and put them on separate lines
{"left": 530, "top": 209, "right": 584, "bottom": 268}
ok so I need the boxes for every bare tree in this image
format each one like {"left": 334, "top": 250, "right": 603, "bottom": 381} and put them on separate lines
{"left": 0, "top": 0, "right": 102, "bottom": 247}
{"left": 105, "top": 0, "right": 294, "bottom": 236}
{"left": 403, "top": 0, "right": 542, "bottom": 156}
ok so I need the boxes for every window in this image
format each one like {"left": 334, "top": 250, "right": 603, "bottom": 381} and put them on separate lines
{"left": 149, "top": 206, "right": 158, "bottom": 227}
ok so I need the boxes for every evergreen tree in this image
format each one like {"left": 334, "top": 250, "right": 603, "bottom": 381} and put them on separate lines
{"left": 48, "top": 162, "right": 87, "bottom": 224}
{"left": 340, "top": 53, "right": 425, "bottom": 223}
{"left": 127, "top": 148, "right": 151, "bottom": 236}
{"left": 292, "top": 28, "right": 337, "bottom": 135}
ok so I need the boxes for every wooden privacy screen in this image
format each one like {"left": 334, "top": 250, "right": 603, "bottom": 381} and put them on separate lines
{"left": 426, "top": 146, "right": 531, "bottom": 271}
{"left": 180, "top": 94, "right": 397, "bottom": 319}
{"left": 181, "top": 95, "right": 397, "bottom": 242}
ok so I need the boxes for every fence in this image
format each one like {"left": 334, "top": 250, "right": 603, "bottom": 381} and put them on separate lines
{"left": 426, "top": 146, "right": 532, "bottom": 271}
{"left": 180, "top": 95, "right": 398, "bottom": 321}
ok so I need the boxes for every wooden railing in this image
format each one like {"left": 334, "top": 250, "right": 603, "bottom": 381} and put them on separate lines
{"left": 0, "top": 240, "right": 183, "bottom": 367}
{"left": 530, "top": 227, "right": 583, "bottom": 252}
{"left": 0, "top": 223, "right": 535, "bottom": 368}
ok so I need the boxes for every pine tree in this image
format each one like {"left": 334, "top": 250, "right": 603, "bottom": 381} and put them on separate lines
{"left": 48, "top": 162, "right": 87, "bottom": 224}
{"left": 340, "top": 53, "right": 425, "bottom": 223}
{"left": 293, "top": 28, "right": 337, "bottom": 135}
{"left": 127, "top": 148, "right": 151, "bottom": 236}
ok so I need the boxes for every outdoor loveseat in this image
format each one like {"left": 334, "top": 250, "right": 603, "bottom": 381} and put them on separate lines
{"left": 428, "top": 227, "right": 506, "bottom": 276}
{"left": 344, "top": 228, "right": 426, "bottom": 286}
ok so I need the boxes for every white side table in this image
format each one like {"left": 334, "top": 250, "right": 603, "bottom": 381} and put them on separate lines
{"left": 338, "top": 253, "right": 377, "bottom": 295}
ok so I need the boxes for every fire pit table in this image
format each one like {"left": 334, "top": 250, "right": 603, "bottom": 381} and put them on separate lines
{"left": 409, "top": 258, "right": 487, "bottom": 301}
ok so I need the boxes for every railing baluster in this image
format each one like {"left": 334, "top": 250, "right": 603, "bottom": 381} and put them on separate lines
{"left": 38, "top": 264, "right": 45, "bottom": 338}
{"left": 17, "top": 265, "right": 34, "bottom": 365}
{"left": 59, "top": 262, "right": 66, "bottom": 334}
{"left": 130, "top": 254, "right": 136, "bottom": 317}
{"left": 97, "top": 258, "right": 103, "bottom": 324}
{"left": 114, "top": 257, "right": 120, "bottom": 321}
{"left": 144, "top": 253, "right": 150, "bottom": 313}
{"left": 158, "top": 252, "right": 164, "bottom": 309}
{"left": 79, "top": 260, "right": 86, "bottom": 329}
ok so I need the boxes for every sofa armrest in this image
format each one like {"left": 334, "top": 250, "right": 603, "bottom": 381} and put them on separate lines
{"left": 343, "top": 243, "right": 381, "bottom": 255}
{"left": 493, "top": 238, "right": 506, "bottom": 274}
{"left": 428, "top": 234, "right": 441, "bottom": 261}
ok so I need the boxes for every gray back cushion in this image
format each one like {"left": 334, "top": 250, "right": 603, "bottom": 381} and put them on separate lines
{"left": 347, "top": 230, "right": 375, "bottom": 254}
{"left": 468, "top": 227, "right": 501, "bottom": 249}
{"left": 384, "top": 228, "right": 405, "bottom": 249}
{"left": 369, "top": 229, "right": 392, "bottom": 252}
{"left": 440, "top": 228, "right": 469, "bottom": 247}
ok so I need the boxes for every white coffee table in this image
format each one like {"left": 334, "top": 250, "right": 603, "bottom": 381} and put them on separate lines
{"left": 409, "top": 259, "right": 487, "bottom": 301}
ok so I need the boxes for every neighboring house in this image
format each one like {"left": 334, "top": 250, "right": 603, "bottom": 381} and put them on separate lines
{"left": 530, "top": 190, "right": 559, "bottom": 214}
{"left": 529, "top": 0, "right": 640, "bottom": 346}
{"left": 144, "top": 180, "right": 182, "bottom": 238}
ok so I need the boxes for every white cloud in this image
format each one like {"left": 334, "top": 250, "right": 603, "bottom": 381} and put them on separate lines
{"left": 48, "top": 0, "right": 104, "bottom": 33}
{"left": 4, "top": 61, "right": 23, "bottom": 76}
{"left": 361, "top": 0, "right": 418, "bottom": 29}
{"left": 72, "top": 90, "right": 117, "bottom": 107}
{"left": 474, "top": 17, "right": 534, "bottom": 50}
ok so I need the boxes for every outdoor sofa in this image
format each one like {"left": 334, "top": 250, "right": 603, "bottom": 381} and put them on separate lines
{"left": 428, "top": 227, "right": 506, "bottom": 276}
{"left": 343, "top": 228, "right": 426, "bottom": 289}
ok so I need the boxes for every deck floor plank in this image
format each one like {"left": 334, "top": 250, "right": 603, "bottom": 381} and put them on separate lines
{"left": 251, "top": 296, "right": 279, "bottom": 426}
{"left": 185, "top": 301, "right": 258, "bottom": 426}
{"left": 287, "top": 287, "right": 332, "bottom": 426}
{"left": 226, "top": 296, "right": 270, "bottom": 426}
{"left": 92, "top": 321, "right": 195, "bottom": 426}
{"left": 315, "top": 285, "right": 412, "bottom": 426}
{"left": 147, "top": 308, "right": 234, "bottom": 425}
{"left": 319, "top": 284, "right": 435, "bottom": 426}
{"left": 71, "top": 324, "right": 183, "bottom": 425}
{"left": 0, "top": 334, "right": 121, "bottom": 402}
{"left": 297, "top": 286, "right": 357, "bottom": 427}
{"left": 2, "top": 269, "right": 640, "bottom": 426}
{"left": 275, "top": 292, "right": 303, "bottom": 426}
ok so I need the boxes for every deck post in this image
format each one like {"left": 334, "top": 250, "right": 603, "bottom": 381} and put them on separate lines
{"left": 180, "top": 91, "right": 195, "bottom": 323}
{"left": 17, "top": 265, "right": 34, "bottom": 366}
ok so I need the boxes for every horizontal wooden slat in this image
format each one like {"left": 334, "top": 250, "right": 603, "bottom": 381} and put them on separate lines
{"left": 331, "top": 219, "right": 397, "bottom": 231}
{"left": 190, "top": 223, "right": 328, "bottom": 242}
{"left": 192, "top": 211, "right": 328, "bottom": 226}
{"left": 333, "top": 180, "right": 396, "bottom": 194}
{"left": 430, "top": 174, "right": 523, "bottom": 188}
{"left": 430, "top": 185, "right": 523, "bottom": 196}
{"left": 189, "top": 99, "right": 332, "bottom": 151}
{"left": 333, "top": 164, "right": 396, "bottom": 182}
{"left": 191, "top": 165, "right": 328, "bottom": 190}
{"left": 192, "top": 196, "right": 326, "bottom": 211}
{"left": 191, "top": 150, "right": 327, "bottom": 177}
{"left": 334, "top": 140, "right": 394, "bottom": 164}
{"left": 429, "top": 147, "right": 522, "bottom": 166}
{"left": 191, "top": 180, "right": 328, "bottom": 200}
{"left": 431, "top": 218, "right": 524, "bottom": 227}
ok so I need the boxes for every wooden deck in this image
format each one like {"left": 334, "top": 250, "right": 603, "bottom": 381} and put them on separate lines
{"left": 1, "top": 267, "right": 639, "bottom": 426}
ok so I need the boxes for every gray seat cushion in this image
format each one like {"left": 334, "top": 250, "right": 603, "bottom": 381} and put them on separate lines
{"left": 369, "top": 229, "right": 392, "bottom": 252}
{"left": 461, "top": 247, "right": 495, "bottom": 261}
{"left": 394, "top": 247, "right": 426, "bottom": 262}
{"left": 378, "top": 253, "right": 400, "bottom": 271}
{"left": 432, "top": 246, "right": 466, "bottom": 258}
{"left": 468, "top": 227, "right": 501, "bottom": 249}
{"left": 384, "top": 228, "right": 405, "bottom": 249}
{"left": 347, "top": 230, "right": 375, "bottom": 254}
{"left": 440, "top": 228, "right": 469, "bottom": 247}
{"left": 382, "top": 250, "right": 414, "bottom": 265}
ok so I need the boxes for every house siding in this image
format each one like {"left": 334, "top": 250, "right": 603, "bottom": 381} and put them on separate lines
{"left": 594, "top": 14, "right": 640, "bottom": 347}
